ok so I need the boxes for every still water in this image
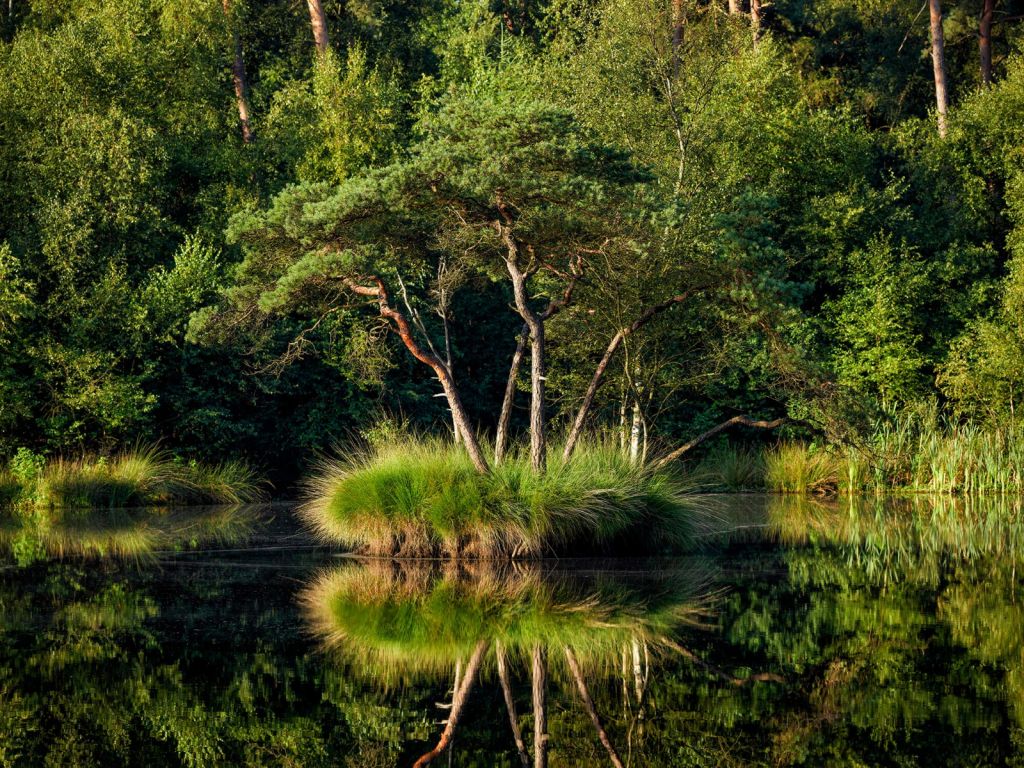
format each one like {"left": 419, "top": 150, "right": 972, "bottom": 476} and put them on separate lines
{"left": 1, "top": 496, "right": 1023, "bottom": 767}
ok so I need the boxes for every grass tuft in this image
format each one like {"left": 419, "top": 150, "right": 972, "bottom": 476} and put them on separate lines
{"left": 1, "top": 446, "right": 266, "bottom": 511}
{"left": 300, "top": 436, "right": 698, "bottom": 558}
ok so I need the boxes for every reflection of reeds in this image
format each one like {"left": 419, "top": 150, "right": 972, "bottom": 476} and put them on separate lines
{"left": 2, "top": 446, "right": 264, "bottom": 511}
{"left": 300, "top": 437, "right": 697, "bottom": 558}
{"left": 0, "top": 504, "right": 260, "bottom": 562}
{"left": 767, "top": 494, "right": 1024, "bottom": 583}
{"left": 301, "top": 559, "right": 718, "bottom": 682}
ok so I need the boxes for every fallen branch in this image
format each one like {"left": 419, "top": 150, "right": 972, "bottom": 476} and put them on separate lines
{"left": 653, "top": 415, "right": 786, "bottom": 469}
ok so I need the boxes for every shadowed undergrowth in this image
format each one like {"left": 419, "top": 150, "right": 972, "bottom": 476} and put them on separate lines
{"left": 301, "top": 437, "right": 699, "bottom": 558}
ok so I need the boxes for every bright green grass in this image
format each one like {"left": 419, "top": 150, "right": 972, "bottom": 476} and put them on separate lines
{"left": 301, "top": 437, "right": 698, "bottom": 558}
{"left": 2, "top": 446, "right": 265, "bottom": 510}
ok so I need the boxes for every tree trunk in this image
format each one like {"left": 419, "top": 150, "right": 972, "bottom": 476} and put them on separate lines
{"left": 532, "top": 646, "right": 548, "bottom": 768}
{"left": 562, "top": 291, "right": 697, "bottom": 462}
{"left": 979, "top": 0, "right": 994, "bottom": 87}
{"left": 413, "top": 640, "right": 488, "bottom": 767}
{"left": 751, "top": 0, "right": 763, "bottom": 45}
{"left": 346, "top": 278, "right": 490, "bottom": 473}
{"left": 503, "top": 242, "right": 547, "bottom": 474}
{"left": 564, "top": 647, "right": 626, "bottom": 768}
{"left": 653, "top": 415, "right": 786, "bottom": 469}
{"left": 497, "top": 643, "right": 530, "bottom": 768}
{"left": 221, "top": 0, "right": 253, "bottom": 143}
{"left": 728, "top": 0, "right": 742, "bottom": 14}
{"left": 495, "top": 326, "right": 529, "bottom": 465}
{"left": 929, "top": 0, "right": 950, "bottom": 137}
{"left": 629, "top": 401, "right": 642, "bottom": 463}
{"left": 306, "top": 0, "right": 330, "bottom": 55}
{"left": 672, "top": 0, "right": 685, "bottom": 74}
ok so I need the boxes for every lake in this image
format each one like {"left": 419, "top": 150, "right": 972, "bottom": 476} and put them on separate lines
{"left": 1, "top": 495, "right": 1023, "bottom": 766}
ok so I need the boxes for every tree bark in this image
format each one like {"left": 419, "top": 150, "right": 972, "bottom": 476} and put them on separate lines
{"left": 497, "top": 643, "right": 530, "bottom": 768}
{"left": 564, "top": 647, "right": 626, "bottom": 768}
{"left": 751, "top": 0, "right": 763, "bottom": 45}
{"left": 345, "top": 278, "right": 490, "bottom": 473}
{"left": 495, "top": 326, "right": 529, "bottom": 465}
{"left": 979, "top": 0, "right": 994, "bottom": 87}
{"left": 929, "top": 0, "right": 950, "bottom": 137}
{"left": 501, "top": 232, "right": 547, "bottom": 473}
{"left": 306, "top": 0, "right": 330, "bottom": 55}
{"left": 653, "top": 415, "right": 786, "bottom": 469}
{"left": 728, "top": 0, "right": 743, "bottom": 14}
{"left": 672, "top": 0, "right": 685, "bottom": 74}
{"left": 532, "top": 646, "right": 548, "bottom": 768}
{"left": 413, "top": 640, "right": 488, "bottom": 767}
{"left": 221, "top": 0, "right": 253, "bottom": 143}
{"left": 563, "top": 291, "right": 697, "bottom": 462}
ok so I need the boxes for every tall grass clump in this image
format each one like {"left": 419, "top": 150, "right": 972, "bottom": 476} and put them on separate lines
{"left": 694, "top": 444, "right": 765, "bottom": 491}
{"left": 301, "top": 436, "right": 698, "bottom": 559}
{"left": 1, "top": 446, "right": 265, "bottom": 510}
{"left": 763, "top": 443, "right": 839, "bottom": 494}
{"left": 840, "top": 406, "right": 1024, "bottom": 495}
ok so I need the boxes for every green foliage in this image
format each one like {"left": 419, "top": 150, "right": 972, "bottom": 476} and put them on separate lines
{"left": 301, "top": 435, "right": 696, "bottom": 557}
{"left": 763, "top": 443, "right": 840, "bottom": 494}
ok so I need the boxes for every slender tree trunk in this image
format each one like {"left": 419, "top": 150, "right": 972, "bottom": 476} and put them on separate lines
{"left": 563, "top": 291, "right": 697, "bottom": 462}
{"left": 728, "top": 0, "right": 742, "bottom": 14}
{"left": 672, "top": 0, "right": 685, "bottom": 74}
{"left": 306, "top": 0, "right": 330, "bottom": 55}
{"left": 751, "top": 0, "right": 763, "bottom": 44}
{"left": 629, "top": 401, "right": 642, "bottom": 463}
{"left": 532, "top": 646, "right": 548, "bottom": 768}
{"left": 503, "top": 242, "right": 546, "bottom": 473}
{"left": 979, "top": 0, "right": 994, "bottom": 87}
{"left": 564, "top": 647, "right": 626, "bottom": 768}
{"left": 345, "top": 278, "right": 490, "bottom": 473}
{"left": 221, "top": 0, "right": 253, "bottom": 143}
{"left": 413, "top": 640, "right": 488, "bottom": 767}
{"left": 929, "top": 0, "right": 950, "bottom": 137}
{"left": 497, "top": 643, "right": 530, "bottom": 768}
{"left": 495, "top": 326, "right": 529, "bottom": 465}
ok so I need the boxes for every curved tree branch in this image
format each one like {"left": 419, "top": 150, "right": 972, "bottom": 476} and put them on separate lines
{"left": 653, "top": 415, "right": 786, "bottom": 469}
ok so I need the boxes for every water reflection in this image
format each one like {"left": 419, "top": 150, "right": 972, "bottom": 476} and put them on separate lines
{"left": 0, "top": 497, "right": 1022, "bottom": 765}
{"left": 0, "top": 504, "right": 260, "bottom": 564}
{"left": 302, "top": 559, "right": 779, "bottom": 766}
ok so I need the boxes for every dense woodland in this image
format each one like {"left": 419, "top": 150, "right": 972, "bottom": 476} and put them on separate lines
{"left": 2, "top": 0, "right": 1023, "bottom": 482}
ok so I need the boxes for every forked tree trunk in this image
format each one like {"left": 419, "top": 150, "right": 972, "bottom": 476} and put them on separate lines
{"left": 564, "top": 647, "right": 626, "bottom": 768}
{"left": 979, "top": 0, "right": 994, "bottom": 86}
{"left": 497, "top": 643, "right": 530, "bottom": 768}
{"left": 345, "top": 278, "right": 490, "bottom": 473}
{"left": 221, "top": 0, "right": 253, "bottom": 143}
{"left": 413, "top": 640, "right": 488, "bottom": 767}
{"left": 306, "top": 0, "right": 330, "bottom": 55}
{"left": 532, "top": 646, "right": 548, "bottom": 768}
{"left": 502, "top": 237, "right": 547, "bottom": 473}
{"left": 929, "top": 0, "right": 950, "bottom": 137}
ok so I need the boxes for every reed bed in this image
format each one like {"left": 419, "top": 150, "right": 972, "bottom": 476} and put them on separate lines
{"left": 301, "top": 437, "right": 698, "bottom": 558}
{"left": 1, "top": 446, "right": 264, "bottom": 510}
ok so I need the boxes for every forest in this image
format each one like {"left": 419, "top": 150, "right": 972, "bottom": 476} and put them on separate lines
{"left": 1, "top": 0, "right": 1023, "bottom": 492}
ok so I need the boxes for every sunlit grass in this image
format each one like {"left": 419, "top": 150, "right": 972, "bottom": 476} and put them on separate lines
{"left": 2, "top": 446, "right": 265, "bottom": 510}
{"left": 763, "top": 443, "right": 839, "bottom": 494}
{"left": 300, "top": 436, "right": 699, "bottom": 558}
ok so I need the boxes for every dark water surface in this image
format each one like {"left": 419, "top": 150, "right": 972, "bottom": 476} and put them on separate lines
{"left": 2, "top": 497, "right": 1024, "bottom": 767}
